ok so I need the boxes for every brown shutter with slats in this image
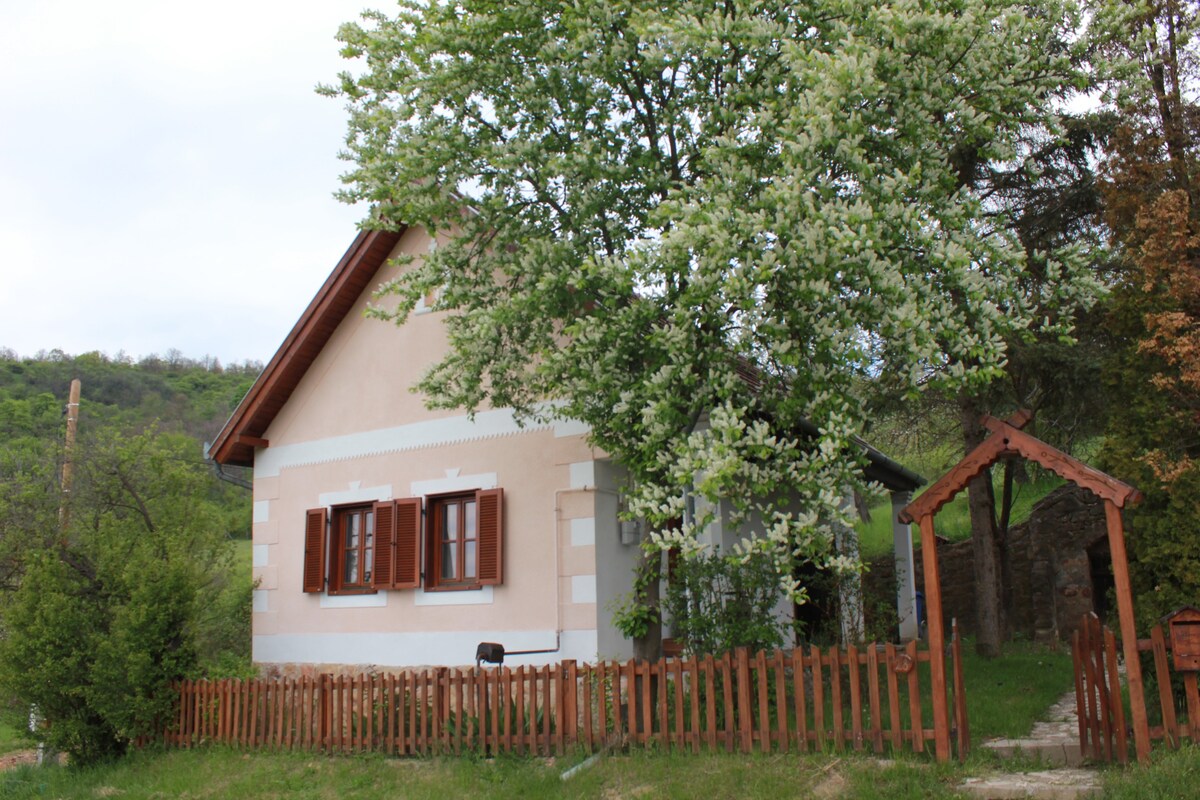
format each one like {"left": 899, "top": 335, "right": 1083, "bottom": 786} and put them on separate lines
{"left": 302, "top": 507, "right": 327, "bottom": 593}
{"left": 393, "top": 497, "right": 422, "bottom": 589}
{"left": 476, "top": 488, "right": 503, "bottom": 586}
{"left": 371, "top": 500, "right": 396, "bottom": 589}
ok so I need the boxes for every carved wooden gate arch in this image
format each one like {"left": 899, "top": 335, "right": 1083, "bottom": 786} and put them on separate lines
{"left": 899, "top": 413, "right": 1149, "bottom": 762}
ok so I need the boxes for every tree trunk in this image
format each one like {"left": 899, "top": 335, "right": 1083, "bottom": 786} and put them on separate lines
{"left": 960, "top": 394, "right": 1005, "bottom": 658}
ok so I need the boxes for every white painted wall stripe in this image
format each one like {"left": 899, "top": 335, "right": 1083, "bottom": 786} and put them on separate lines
{"left": 253, "top": 629, "right": 598, "bottom": 668}
{"left": 252, "top": 544, "right": 269, "bottom": 568}
{"left": 252, "top": 590, "right": 269, "bottom": 613}
{"left": 257, "top": 408, "right": 559, "bottom": 478}
{"left": 252, "top": 500, "right": 270, "bottom": 524}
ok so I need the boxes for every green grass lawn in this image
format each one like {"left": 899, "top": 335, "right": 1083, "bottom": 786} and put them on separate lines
{"left": 5, "top": 742, "right": 1200, "bottom": 800}
{"left": 959, "top": 639, "right": 1075, "bottom": 740}
{"left": 0, "top": 746, "right": 969, "bottom": 800}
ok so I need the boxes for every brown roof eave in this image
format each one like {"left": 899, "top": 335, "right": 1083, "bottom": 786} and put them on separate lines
{"left": 210, "top": 226, "right": 407, "bottom": 467}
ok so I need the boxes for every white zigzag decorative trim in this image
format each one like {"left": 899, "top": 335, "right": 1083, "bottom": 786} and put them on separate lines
{"left": 256, "top": 408, "right": 586, "bottom": 477}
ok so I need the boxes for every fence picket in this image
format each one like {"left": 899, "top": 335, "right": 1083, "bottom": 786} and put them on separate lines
{"left": 773, "top": 650, "right": 788, "bottom": 753}
{"left": 792, "top": 648, "right": 808, "bottom": 752}
{"left": 866, "top": 645, "right": 882, "bottom": 753}
{"left": 884, "top": 644, "right": 901, "bottom": 751}
{"left": 810, "top": 645, "right": 825, "bottom": 751}
{"left": 848, "top": 645, "right": 863, "bottom": 751}
{"left": 755, "top": 650, "right": 770, "bottom": 753}
{"left": 830, "top": 646, "right": 844, "bottom": 750}
{"left": 721, "top": 652, "right": 734, "bottom": 752}
{"left": 1103, "top": 627, "right": 1128, "bottom": 764}
{"left": 906, "top": 640, "right": 923, "bottom": 754}
{"left": 736, "top": 648, "right": 752, "bottom": 753}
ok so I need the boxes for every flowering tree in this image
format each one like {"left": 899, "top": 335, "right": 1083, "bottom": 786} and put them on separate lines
{"left": 326, "top": 0, "right": 1095, "bottom": 653}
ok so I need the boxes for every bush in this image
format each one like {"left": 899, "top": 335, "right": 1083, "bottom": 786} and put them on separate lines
{"left": 663, "top": 548, "right": 795, "bottom": 656}
{"left": 0, "top": 428, "right": 235, "bottom": 764}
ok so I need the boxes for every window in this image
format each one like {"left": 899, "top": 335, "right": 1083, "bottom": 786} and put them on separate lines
{"left": 425, "top": 489, "right": 504, "bottom": 590}
{"left": 332, "top": 504, "right": 375, "bottom": 593}
{"left": 433, "top": 494, "right": 478, "bottom": 585}
{"left": 302, "top": 490, "right": 500, "bottom": 594}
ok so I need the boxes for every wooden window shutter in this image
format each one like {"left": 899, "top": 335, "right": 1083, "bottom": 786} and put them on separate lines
{"left": 393, "top": 497, "right": 422, "bottom": 589}
{"left": 476, "top": 488, "right": 503, "bottom": 586}
{"left": 302, "top": 507, "right": 327, "bottom": 593}
{"left": 372, "top": 500, "right": 396, "bottom": 589}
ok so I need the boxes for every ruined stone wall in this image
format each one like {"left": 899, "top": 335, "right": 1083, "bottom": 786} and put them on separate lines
{"left": 865, "top": 484, "right": 1109, "bottom": 642}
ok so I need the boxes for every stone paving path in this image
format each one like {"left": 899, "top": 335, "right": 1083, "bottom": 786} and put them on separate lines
{"left": 960, "top": 690, "right": 1104, "bottom": 800}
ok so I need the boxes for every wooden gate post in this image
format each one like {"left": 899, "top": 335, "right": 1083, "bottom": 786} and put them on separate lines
{"left": 1104, "top": 500, "right": 1151, "bottom": 763}
{"left": 918, "top": 514, "right": 952, "bottom": 762}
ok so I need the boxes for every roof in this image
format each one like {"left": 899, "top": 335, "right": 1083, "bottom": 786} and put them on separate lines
{"left": 899, "top": 415, "right": 1142, "bottom": 524}
{"left": 209, "top": 226, "right": 406, "bottom": 467}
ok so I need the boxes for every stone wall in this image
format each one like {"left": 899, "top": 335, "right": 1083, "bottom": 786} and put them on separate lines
{"left": 865, "top": 484, "right": 1111, "bottom": 642}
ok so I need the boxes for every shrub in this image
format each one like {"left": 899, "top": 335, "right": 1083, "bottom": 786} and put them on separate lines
{"left": 663, "top": 548, "right": 795, "bottom": 656}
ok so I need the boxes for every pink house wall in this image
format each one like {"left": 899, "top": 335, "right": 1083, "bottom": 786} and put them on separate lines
{"left": 248, "top": 228, "right": 605, "bottom": 670}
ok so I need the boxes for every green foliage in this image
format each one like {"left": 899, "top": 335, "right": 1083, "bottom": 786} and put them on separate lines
{"left": 0, "top": 428, "right": 240, "bottom": 765}
{"left": 1091, "top": 0, "right": 1200, "bottom": 628}
{"left": 663, "top": 549, "right": 793, "bottom": 656}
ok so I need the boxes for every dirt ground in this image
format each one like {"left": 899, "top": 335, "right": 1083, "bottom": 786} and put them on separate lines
{"left": 0, "top": 749, "right": 40, "bottom": 771}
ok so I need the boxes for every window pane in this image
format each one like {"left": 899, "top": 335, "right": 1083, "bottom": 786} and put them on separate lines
{"left": 441, "top": 540, "right": 457, "bottom": 580}
{"left": 465, "top": 540, "right": 476, "bottom": 579}
{"left": 364, "top": 510, "right": 374, "bottom": 582}
{"left": 346, "top": 514, "right": 360, "bottom": 550}
{"left": 444, "top": 502, "right": 459, "bottom": 542}
{"left": 343, "top": 548, "right": 359, "bottom": 585}
{"left": 465, "top": 500, "right": 477, "bottom": 540}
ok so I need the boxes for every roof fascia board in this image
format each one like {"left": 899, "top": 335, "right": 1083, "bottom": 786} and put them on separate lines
{"left": 210, "top": 226, "right": 406, "bottom": 466}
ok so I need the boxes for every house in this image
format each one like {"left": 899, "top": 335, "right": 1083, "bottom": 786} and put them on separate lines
{"left": 210, "top": 225, "right": 924, "bottom": 675}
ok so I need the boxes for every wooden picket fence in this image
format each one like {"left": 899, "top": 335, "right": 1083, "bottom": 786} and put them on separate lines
{"left": 169, "top": 627, "right": 967, "bottom": 760}
{"left": 1074, "top": 612, "right": 1200, "bottom": 763}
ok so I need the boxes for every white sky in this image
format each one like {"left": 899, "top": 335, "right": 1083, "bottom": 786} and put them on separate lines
{"left": 0, "top": 0, "right": 381, "bottom": 366}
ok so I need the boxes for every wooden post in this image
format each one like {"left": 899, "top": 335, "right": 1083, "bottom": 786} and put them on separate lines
{"left": 1104, "top": 500, "right": 1151, "bottom": 763}
{"left": 918, "top": 514, "right": 952, "bottom": 762}
{"left": 58, "top": 378, "right": 81, "bottom": 538}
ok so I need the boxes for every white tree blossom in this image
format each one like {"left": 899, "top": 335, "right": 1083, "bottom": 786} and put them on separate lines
{"left": 325, "top": 0, "right": 1096, "bottom": 595}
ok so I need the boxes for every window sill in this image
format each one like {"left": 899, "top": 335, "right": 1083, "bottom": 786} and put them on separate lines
{"left": 320, "top": 592, "right": 388, "bottom": 609}
{"left": 414, "top": 586, "right": 494, "bottom": 607}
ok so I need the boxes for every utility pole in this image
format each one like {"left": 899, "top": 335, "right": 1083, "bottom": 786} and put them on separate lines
{"left": 58, "top": 378, "right": 81, "bottom": 541}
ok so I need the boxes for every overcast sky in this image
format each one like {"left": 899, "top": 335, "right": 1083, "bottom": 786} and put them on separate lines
{"left": 0, "top": 1, "right": 382, "bottom": 366}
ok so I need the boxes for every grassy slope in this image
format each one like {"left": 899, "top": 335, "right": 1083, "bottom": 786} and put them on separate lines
{"left": 857, "top": 472, "right": 1065, "bottom": 558}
